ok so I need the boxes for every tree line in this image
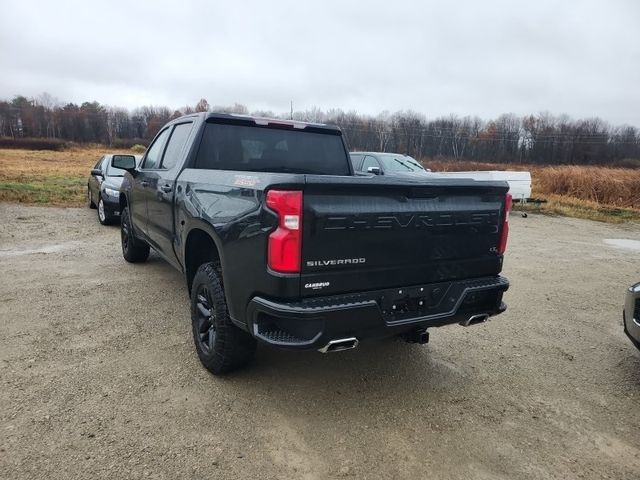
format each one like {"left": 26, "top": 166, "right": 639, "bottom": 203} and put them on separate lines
{"left": 1, "top": 93, "right": 639, "bottom": 166}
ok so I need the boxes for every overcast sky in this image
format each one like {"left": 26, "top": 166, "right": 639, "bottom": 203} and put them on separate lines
{"left": 1, "top": 0, "right": 639, "bottom": 125}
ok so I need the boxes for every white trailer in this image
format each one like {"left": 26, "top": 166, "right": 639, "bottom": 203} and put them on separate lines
{"left": 435, "top": 171, "right": 532, "bottom": 202}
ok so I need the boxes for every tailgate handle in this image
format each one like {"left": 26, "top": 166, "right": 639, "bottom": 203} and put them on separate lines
{"left": 408, "top": 189, "right": 439, "bottom": 199}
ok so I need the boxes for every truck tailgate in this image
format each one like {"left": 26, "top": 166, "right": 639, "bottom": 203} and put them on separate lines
{"left": 301, "top": 176, "right": 508, "bottom": 297}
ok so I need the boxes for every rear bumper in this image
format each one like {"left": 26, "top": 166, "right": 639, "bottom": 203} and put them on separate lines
{"left": 245, "top": 275, "right": 509, "bottom": 350}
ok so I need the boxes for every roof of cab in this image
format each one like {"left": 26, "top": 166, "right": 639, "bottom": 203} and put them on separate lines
{"left": 350, "top": 151, "right": 410, "bottom": 156}
{"left": 166, "top": 112, "right": 341, "bottom": 133}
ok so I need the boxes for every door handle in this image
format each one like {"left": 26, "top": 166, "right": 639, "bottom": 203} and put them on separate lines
{"left": 160, "top": 184, "right": 172, "bottom": 193}
{"left": 140, "top": 180, "right": 149, "bottom": 187}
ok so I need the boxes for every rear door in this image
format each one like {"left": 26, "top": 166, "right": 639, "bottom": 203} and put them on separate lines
{"left": 300, "top": 176, "right": 508, "bottom": 297}
{"left": 146, "top": 121, "right": 194, "bottom": 258}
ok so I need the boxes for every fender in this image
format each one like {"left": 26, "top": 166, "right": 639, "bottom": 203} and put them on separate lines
{"left": 179, "top": 217, "right": 225, "bottom": 271}
{"left": 117, "top": 190, "right": 143, "bottom": 239}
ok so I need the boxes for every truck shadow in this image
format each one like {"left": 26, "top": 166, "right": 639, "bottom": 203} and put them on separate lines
{"left": 232, "top": 338, "right": 471, "bottom": 400}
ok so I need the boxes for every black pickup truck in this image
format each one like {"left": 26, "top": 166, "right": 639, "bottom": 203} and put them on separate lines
{"left": 117, "top": 113, "right": 511, "bottom": 374}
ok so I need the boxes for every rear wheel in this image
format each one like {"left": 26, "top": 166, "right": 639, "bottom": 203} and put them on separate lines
{"left": 191, "top": 262, "right": 256, "bottom": 375}
{"left": 120, "top": 206, "right": 150, "bottom": 263}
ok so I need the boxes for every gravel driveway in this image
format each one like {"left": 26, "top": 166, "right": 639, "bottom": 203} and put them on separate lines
{"left": 1, "top": 203, "right": 639, "bottom": 479}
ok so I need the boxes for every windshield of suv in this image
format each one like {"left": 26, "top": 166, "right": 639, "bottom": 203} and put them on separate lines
{"left": 377, "top": 154, "right": 425, "bottom": 173}
{"left": 195, "top": 122, "right": 350, "bottom": 175}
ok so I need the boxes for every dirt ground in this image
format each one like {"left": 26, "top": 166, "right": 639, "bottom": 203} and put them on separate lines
{"left": 1, "top": 203, "right": 639, "bottom": 479}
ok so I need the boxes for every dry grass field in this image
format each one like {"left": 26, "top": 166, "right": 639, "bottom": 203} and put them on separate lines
{"left": 0, "top": 147, "right": 130, "bottom": 206}
{"left": 427, "top": 159, "right": 640, "bottom": 222}
{"left": 1, "top": 147, "right": 640, "bottom": 223}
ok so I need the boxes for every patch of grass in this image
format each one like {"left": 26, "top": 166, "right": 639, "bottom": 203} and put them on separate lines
{"left": 0, "top": 146, "right": 130, "bottom": 207}
{"left": 518, "top": 195, "right": 640, "bottom": 223}
{"left": 0, "top": 176, "right": 86, "bottom": 205}
{"left": 131, "top": 144, "right": 146, "bottom": 154}
{"left": 426, "top": 158, "right": 640, "bottom": 223}
{"left": 535, "top": 166, "right": 640, "bottom": 209}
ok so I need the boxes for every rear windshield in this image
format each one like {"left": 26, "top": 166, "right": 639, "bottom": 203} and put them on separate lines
{"left": 195, "top": 122, "right": 350, "bottom": 175}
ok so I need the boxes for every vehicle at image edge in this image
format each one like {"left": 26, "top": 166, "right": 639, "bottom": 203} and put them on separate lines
{"left": 350, "top": 152, "right": 431, "bottom": 178}
{"left": 88, "top": 154, "right": 142, "bottom": 225}
{"left": 117, "top": 112, "right": 512, "bottom": 375}
{"left": 624, "top": 282, "right": 640, "bottom": 350}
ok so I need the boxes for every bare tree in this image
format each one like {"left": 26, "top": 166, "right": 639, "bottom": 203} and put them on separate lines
{"left": 195, "top": 98, "right": 210, "bottom": 112}
{"left": 2, "top": 93, "right": 639, "bottom": 166}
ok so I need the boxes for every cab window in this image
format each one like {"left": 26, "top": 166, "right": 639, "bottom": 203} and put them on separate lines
{"left": 142, "top": 128, "right": 171, "bottom": 169}
{"left": 161, "top": 122, "right": 193, "bottom": 170}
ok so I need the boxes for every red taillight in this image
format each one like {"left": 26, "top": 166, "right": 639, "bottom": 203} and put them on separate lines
{"left": 266, "top": 190, "right": 303, "bottom": 273}
{"left": 498, "top": 193, "right": 512, "bottom": 255}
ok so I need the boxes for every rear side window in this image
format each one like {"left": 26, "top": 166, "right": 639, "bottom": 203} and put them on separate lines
{"left": 142, "top": 128, "right": 170, "bottom": 169}
{"left": 195, "top": 122, "right": 349, "bottom": 175}
{"left": 161, "top": 122, "right": 193, "bottom": 170}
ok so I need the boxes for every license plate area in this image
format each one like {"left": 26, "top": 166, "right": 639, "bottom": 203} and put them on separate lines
{"left": 379, "top": 282, "right": 451, "bottom": 322}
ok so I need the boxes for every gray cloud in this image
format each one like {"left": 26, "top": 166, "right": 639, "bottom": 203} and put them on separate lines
{"left": 1, "top": 0, "right": 639, "bottom": 125}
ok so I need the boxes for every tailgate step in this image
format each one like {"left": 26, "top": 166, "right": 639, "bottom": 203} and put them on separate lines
{"left": 252, "top": 315, "right": 323, "bottom": 347}
{"left": 256, "top": 329, "right": 306, "bottom": 345}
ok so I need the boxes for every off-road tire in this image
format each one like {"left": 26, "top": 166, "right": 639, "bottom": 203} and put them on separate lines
{"left": 120, "top": 206, "right": 150, "bottom": 263}
{"left": 191, "top": 262, "right": 257, "bottom": 375}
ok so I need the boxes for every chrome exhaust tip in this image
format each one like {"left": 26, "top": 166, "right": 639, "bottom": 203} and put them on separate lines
{"left": 318, "top": 337, "right": 359, "bottom": 353}
{"left": 459, "top": 313, "right": 490, "bottom": 327}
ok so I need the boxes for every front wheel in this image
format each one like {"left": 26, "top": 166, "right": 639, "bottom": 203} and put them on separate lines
{"left": 98, "top": 198, "right": 113, "bottom": 225}
{"left": 191, "top": 262, "right": 256, "bottom": 375}
{"left": 120, "top": 206, "right": 150, "bottom": 263}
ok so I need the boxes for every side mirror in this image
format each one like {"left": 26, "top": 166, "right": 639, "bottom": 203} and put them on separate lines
{"left": 91, "top": 168, "right": 103, "bottom": 176}
{"left": 112, "top": 154, "right": 137, "bottom": 172}
{"left": 367, "top": 166, "right": 382, "bottom": 175}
